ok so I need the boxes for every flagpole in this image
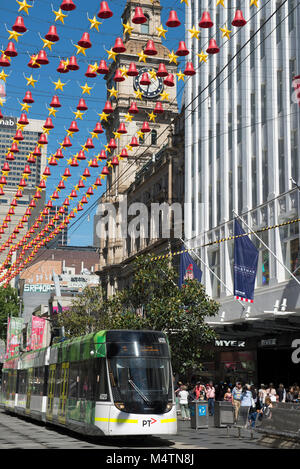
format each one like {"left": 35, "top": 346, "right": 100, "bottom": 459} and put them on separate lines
{"left": 233, "top": 210, "right": 300, "bottom": 288}
{"left": 179, "top": 238, "right": 245, "bottom": 312}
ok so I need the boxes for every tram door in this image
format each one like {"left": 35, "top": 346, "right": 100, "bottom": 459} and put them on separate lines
{"left": 58, "top": 362, "right": 69, "bottom": 424}
{"left": 46, "top": 364, "right": 56, "bottom": 421}
{"left": 25, "top": 368, "right": 33, "bottom": 415}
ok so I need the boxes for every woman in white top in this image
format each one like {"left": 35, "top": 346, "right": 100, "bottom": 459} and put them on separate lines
{"left": 178, "top": 385, "right": 191, "bottom": 420}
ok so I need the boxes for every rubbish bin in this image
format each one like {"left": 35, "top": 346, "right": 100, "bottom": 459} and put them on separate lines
{"left": 189, "top": 400, "right": 209, "bottom": 429}
{"left": 214, "top": 401, "right": 234, "bottom": 428}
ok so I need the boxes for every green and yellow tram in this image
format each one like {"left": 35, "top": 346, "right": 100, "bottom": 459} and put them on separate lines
{"left": 0, "top": 330, "right": 177, "bottom": 436}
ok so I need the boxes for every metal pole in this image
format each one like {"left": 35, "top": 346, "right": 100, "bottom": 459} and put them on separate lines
{"left": 233, "top": 210, "right": 300, "bottom": 288}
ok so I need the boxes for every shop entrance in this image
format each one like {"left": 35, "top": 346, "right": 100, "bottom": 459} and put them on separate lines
{"left": 257, "top": 348, "right": 299, "bottom": 387}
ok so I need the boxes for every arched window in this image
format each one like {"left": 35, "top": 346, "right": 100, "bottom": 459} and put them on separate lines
{"left": 141, "top": 14, "right": 150, "bottom": 34}
{"left": 151, "top": 129, "right": 157, "bottom": 145}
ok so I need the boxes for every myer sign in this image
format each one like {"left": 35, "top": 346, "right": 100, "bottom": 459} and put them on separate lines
{"left": 215, "top": 340, "right": 246, "bottom": 348}
{"left": 0, "top": 116, "right": 17, "bottom": 129}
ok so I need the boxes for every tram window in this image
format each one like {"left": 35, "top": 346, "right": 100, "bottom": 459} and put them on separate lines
{"left": 95, "top": 359, "right": 109, "bottom": 401}
{"left": 18, "top": 370, "right": 27, "bottom": 394}
{"left": 54, "top": 364, "right": 62, "bottom": 398}
{"left": 69, "top": 363, "right": 79, "bottom": 399}
{"left": 79, "top": 360, "right": 94, "bottom": 401}
{"left": 32, "top": 367, "right": 44, "bottom": 396}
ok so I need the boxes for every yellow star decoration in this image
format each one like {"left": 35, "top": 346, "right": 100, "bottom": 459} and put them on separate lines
{"left": 99, "top": 112, "right": 109, "bottom": 122}
{"left": 7, "top": 29, "right": 22, "bottom": 42}
{"left": 53, "top": 78, "right": 66, "bottom": 91}
{"left": 148, "top": 111, "right": 157, "bottom": 122}
{"left": 197, "top": 51, "right": 208, "bottom": 63}
{"left": 160, "top": 91, "right": 170, "bottom": 101}
{"left": 108, "top": 86, "right": 118, "bottom": 98}
{"left": 80, "top": 82, "right": 93, "bottom": 95}
{"left": 138, "top": 50, "right": 147, "bottom": 63}
{"left": 41, "top": 38, "right": 55, "bottom": 51}
{"left": 104, "top": 144, "right": 111, "bottom": 153}
{"left": 48, "top": 107, "right": 58, "bottom": 117}
{"left": 53, "top": 8, "right": 68, "bottom": 23}
{"left": 180, "top": 0, "right": 189, "bottom": 5}
{"left": 88, "top": 15, "right": 102, "bottom": 31}
{"left": 176, "top": 70, "right": 185, "bottom": 82}
{"left": 25, "top": 74, "right": 37, "bottom": 87}
{"left": 90, "top": 131, "right": 99, "bottom": 139}
{"left": 125, "top": 113, "right": 133, "bottom": 122}
{"left": 216, "top": 0, "right": 225, "bottom": 6}
{"left": 188, "top": 25, "right": 201, "bottom": 40}
{"left": 0, "top": 97, "right": 4, "bottom": 107}
{"left": 168, "top": 50, "right": 179, "bottom": 64}
{"left": 20, "top": 102, "right": 31, "bottom": 112}
{"left": 220, "top": 25, "right": 232, "bottom": 40}
{"left": 113, "top": 131, "right": 122, "bottom": 140}
{"left": 137, "top": 130, "right": 144, "bottom": 140}
{"left": 123, "top": 21, "right": 134, "bottom": 36}
{"left": 0, "top": 70, "right": 8, "bottom": 82}
{"left": 16, "top": 0, "right": 33, "bottom": 14}
{"left": 73, "top": 110, "right": 85, "bottom": 120}
{"left": 149, "top": 69, "right": 157, "bottom": 80}
{"left": 74, "top": 44, "right": 87, "bottom": 55}
{"left": 120, "top": 66, "right": 128, "bottom": 78}
{"left": 106, "top": 48, "right": 118, "bottom": 62}
{"left": 250, "top": 0, "right": 258, "bottom": 6}
{"left": 156, "top": 24, "right": 168, "bottom": 39}
{"left": 134, "top": 89, "right": 143, "bottom": 100}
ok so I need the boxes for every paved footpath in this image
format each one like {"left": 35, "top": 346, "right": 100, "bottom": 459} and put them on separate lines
{"left": 0, "top": 409, "right": 267, "bottom": 450}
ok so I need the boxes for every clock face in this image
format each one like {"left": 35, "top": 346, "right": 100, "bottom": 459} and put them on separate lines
{"left": 133, "top": 67, "right": 164, "bottom": 99}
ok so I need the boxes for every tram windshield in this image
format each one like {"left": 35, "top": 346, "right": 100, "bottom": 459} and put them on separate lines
{"left": 108, "top": 355, "right": 172, "bottom": 414}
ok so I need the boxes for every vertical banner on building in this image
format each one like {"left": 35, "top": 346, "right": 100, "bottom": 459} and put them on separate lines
{"left": 179, "top": 249, "right": 202, "bottom": 287}
{"left": 5, "top": 317, "right": 24, "bottom": 358}
{"left": 30, "top": 316, "right": 46, "bottom": 351}
{"left": 234, "top": 219, "right": 259, "bottom": 303}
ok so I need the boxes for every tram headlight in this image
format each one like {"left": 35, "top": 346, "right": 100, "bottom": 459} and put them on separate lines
{"left": 166, "top": 402, "right": 173, "bottom": 411}
{"left": 115, "top": 402, "right": 125, "bottom": 411}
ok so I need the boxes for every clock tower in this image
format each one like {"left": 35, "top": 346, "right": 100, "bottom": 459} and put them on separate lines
{"left": 104, "top": 0, "right": 178, "bottom": 195}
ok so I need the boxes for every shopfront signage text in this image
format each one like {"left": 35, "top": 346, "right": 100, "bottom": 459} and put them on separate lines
{"left": 215, "top": 340, "right": 246, "bottom": 348}
{"left": 291, "top": 339, "right": 300, "bottom": 364}
{"left": 261, "top": 338, "right": 277, "bottom": 346}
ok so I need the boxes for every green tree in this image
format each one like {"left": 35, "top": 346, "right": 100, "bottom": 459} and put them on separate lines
{"left": 0, "top": 285, "right": 20, "bottom": 341}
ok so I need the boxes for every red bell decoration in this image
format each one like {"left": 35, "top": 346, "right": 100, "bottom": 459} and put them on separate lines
{"left": 108, "top": 138, "right": 117, "bottom": 149}
{"left": 23, "top": 90, "right": 34, "bottom": 103}
{"left": 94, "top": 122, "right": 104, "bottom": 134}
{"left": 207, "top": 38, "right": 219, "bottom": 54}
{"left": 97, "top": 59, "right": 108, "bottom": 74}
{"left": 6, "top": 152, "right": 15, "bottom": 161}
{"left": 68, "top": 120, "right": 79, "bottom": 132}
{"left": 132, "top": 7, "right": 147, "bottom": 24}
{"left": 103, "top": 100, "right": 113, "bottom": 114}
{"left": 13, "top": 16, "right": 27, "bottom": 33}
{"left": 60, "top": 0, "right": 76, "bottom": 11}
{"left": 184, "top": 62, "right": 196, "bottom": 76}
{"left": 18, "top": 113, "right": 29, "bottom": 125}
{"left": 129, "top": 102, "right": 139, "bottom": 114}
{"left": 70, "top": 190, "right": 78, "bottom": 197}
{"left": 144, "top": 40, "right": 157, "bottom": 56}
{"left": 83, "top": 168, "right": 91, "bottom": 177}
{"left": 95, "top": 177, "right": 102, "bottom": 186}
{"left": 0, "top": 176, "right": 7, "bottom": 185}
{"left": 199, "top": 11, "right": 213, "bottom": 28}
{"left": 27, "top": 154, "right": 35, "bottom": 163}
{"left": 140, "top": 72, "right": 151, "bottom": 86}
{"left": 154, "top": 102, "right": 164, "bottom": 114}
{"left": 166, "top": 10, "right": 181, "bottom": 28}
{"left": 77, "top": 150, "right": 86, "bottom": 160}
{"left": 63, "top": 198, "right": 70, "bottom": 206}
{"left": 100, "top": 150, "right": 107, "bottom": 159}
{"left": 77, "top": 98, "right": 88, "bottom": 111}
{"left": 33, "top": 146, "right": 41, "bottom": 157}
{"left": 38, "top": 134, "right": 48, "bottom": 145}
{"left": 0, "top": 54, "right": 10, "bottom": 67}
{"left": 141, "top": 122, "right": 151, "bottom": 133}
{"left": 98, "top": 1, "right": 113, "bottom": 19}
{"left": 157, "top": 63, "right": 168, "bottom": 77}
{"left": 23, "top": 165, "right": 31, "bottom": 174}
{"left": 2, "top": 162, "right": 10, "bottom": 172}
{"left": 121, "top": 148, "right": 128, "bottom": 158}
{"left": 14, "top": 130, "right": 24, "bottom": 141}
{"left": 62, "top": 136, "right": 72, "bottom": 147}
{"left": 55, "top": 149, "right": 64, "bottom": 159}
{"left": 113, "top": 37, "right": 126, "bottom": 53}
{"left": 49, "top": 156, "right": 58, "bottom": 166}
{"left": 58, "top": 180, "right": 65, "bottom": 189}
{"left": 114, "top": 69, "right": 125, "bottom": 82}
{"left": 176, "top": 41, "right": 189, "bottom": 56}
{"left": 78, "top": 179, "right": 85, "bottom": 188}
{"left": 111, "top": 156, "right": 119, "bottom": 166}
{"left": 118, "top": 123, "right": 127, "bottom": 134}
{"left": 44, "top": 117, "right": 54, "bottom": 129}
{"left": 10, "top": 142, "right": 19, "bottom": 153}
{"left": 36, "top": 50, "right": 49, "bottom": 65}
{"left": 77, "top": 204, "right": 83, "bottom": 211}
{"left": 90, "top": 159, "right": 98, "bottom": 168}
{"left": 85, "top": 138, "right": 94, "bottom": 149}
{"left": 85, "top": 65, "right": 97, "bottom": 78}
{"left": 164, "top": 73, "right": 175, "bottom": 87}
{"left": 57, "top": 60, "right": 69, "bottom": 73}
{"left": 45, "top": 25, "right": 59, "bottom": 42}
{"left": 52, "top": 191, "right": 59, "bottom": 199}
{"left": 63, "top": 168, "right": 71, "bottom": 177}
{"left": 130, "top": 136, "right": 139, "bottom": 147}
{"left": 78, "top": 32, "right": 92, "bottom": 49}
{"left": 232, "top": 10, "right": 247, "bottom": 27}
{"left": 67, "top": 56, "right": 79, "bottom": 71}
{"left": 127, "top": 63, "right": 138, "bottom": 77}
{"left": 5, "top": 42, "right": 17, "bottom": 57}
{"left": 43, "top": 166, "right": 51, "bottom": 176}
{"left": 50, "top": 95, "right": 61, "bottom": 108}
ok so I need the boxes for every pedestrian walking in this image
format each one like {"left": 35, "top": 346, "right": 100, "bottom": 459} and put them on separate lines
{"left": 178, "top": 385, "right": 191, "bottom": 421}
{"left": 258, "top": 384, "right": 267, "bottom": 405}
{"left": 277, "top": 383, "right": 286, "bottom": 402}
{"left": 223, "top": 387, "right": 233, "bottom": 402}
{"left": 266, "top": 383, "right": 277, "bottom": 402}
{"left": 205, "top": 381, "right": 215, "bottom": 416}
{"left": 232, "top": 382, "right": 243, "bottom": 423}
{"left": 193, "top": 381, "right": 206, "bottom": 401}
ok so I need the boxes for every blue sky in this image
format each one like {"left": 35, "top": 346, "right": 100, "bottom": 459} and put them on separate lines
{"left": 0, "top": 0, "right": 186, "bottom": 246}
